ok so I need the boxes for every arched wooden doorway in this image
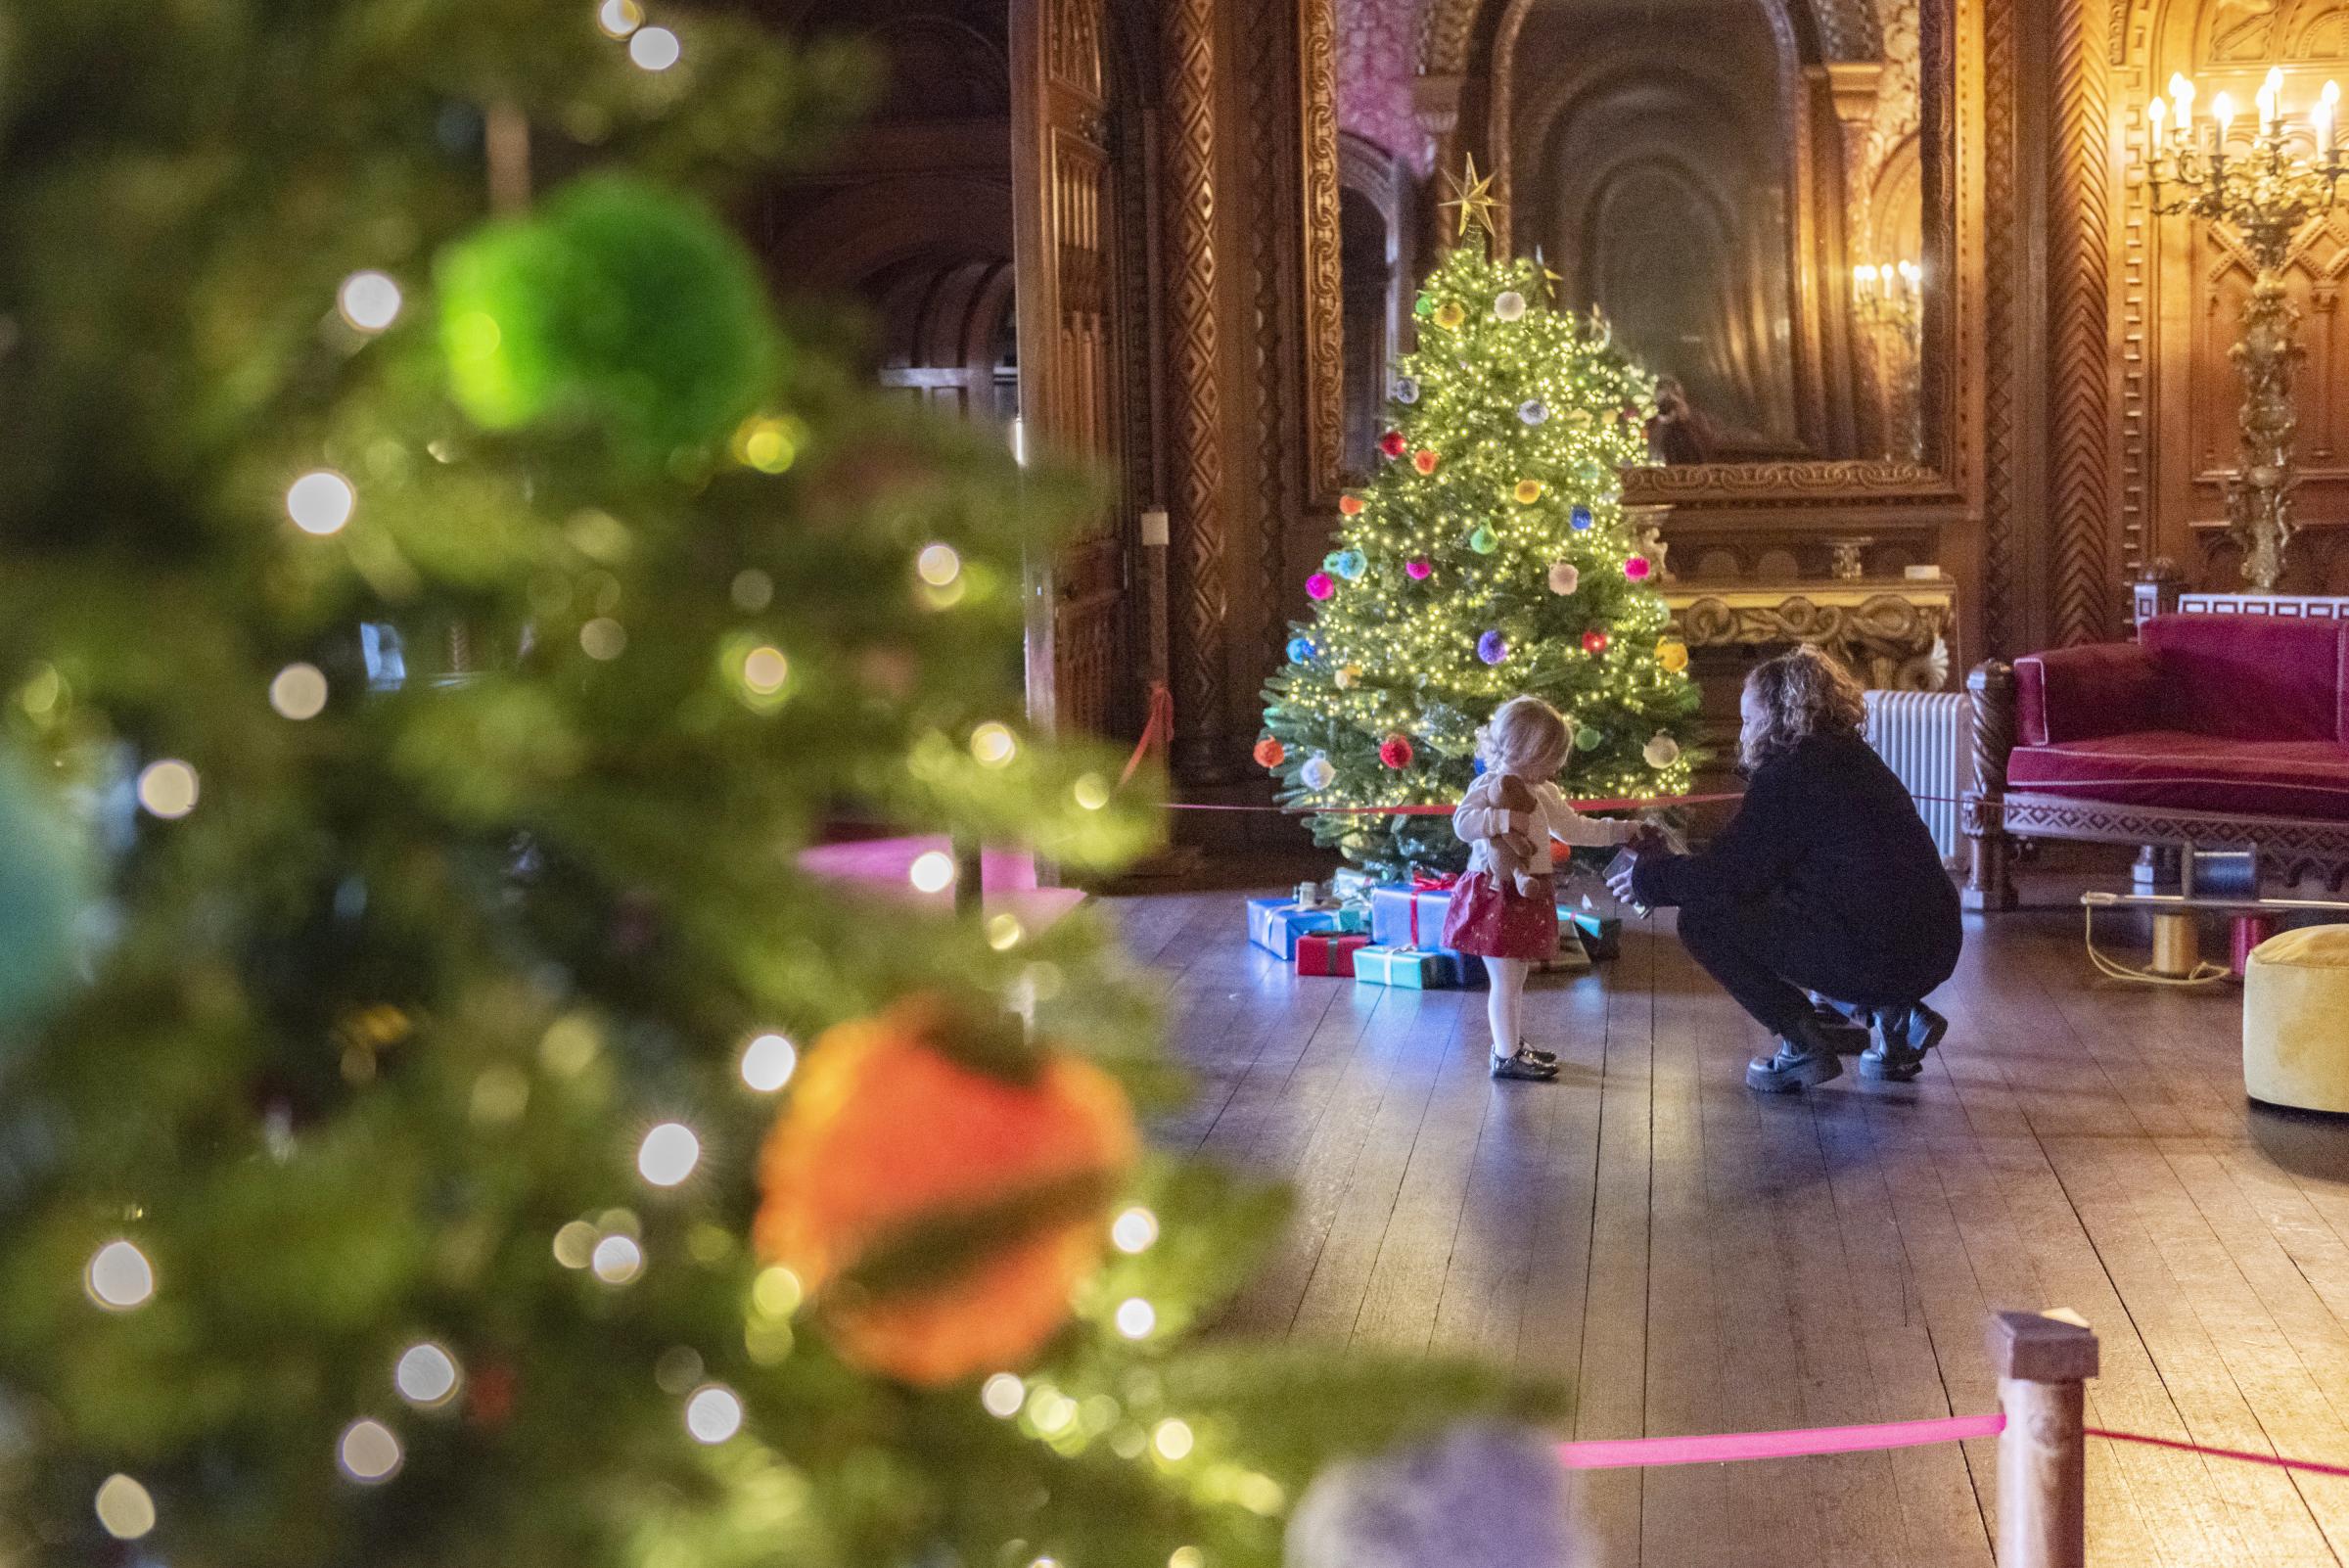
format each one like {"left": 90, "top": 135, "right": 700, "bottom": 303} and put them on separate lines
{"left": 760, "top": 0, "right": 1160, "bottom": 743}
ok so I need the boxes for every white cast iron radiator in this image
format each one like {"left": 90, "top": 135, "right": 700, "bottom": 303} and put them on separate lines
{"left": 1863, "top": 690, "right": 1973, "bottom": 866}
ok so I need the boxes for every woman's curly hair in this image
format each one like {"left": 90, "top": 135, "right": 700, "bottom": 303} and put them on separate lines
{"left": 1741, "top": 644, "right": 1866, "bottom": 770}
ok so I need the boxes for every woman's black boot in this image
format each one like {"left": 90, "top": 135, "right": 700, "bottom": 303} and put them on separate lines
{"left": 1745, "top": 1015, "right": 1855, "bottom": 1092}
{"left": 1860, "top": 1002, "right": 1947, "bottom": 1083}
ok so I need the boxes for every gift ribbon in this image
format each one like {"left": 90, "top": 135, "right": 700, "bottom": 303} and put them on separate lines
{"left": 1404, "top": 871, "right": 1458, "bottom": 948}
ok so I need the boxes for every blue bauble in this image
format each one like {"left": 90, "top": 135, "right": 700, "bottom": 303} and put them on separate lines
{"left": 1335, "top": 550, "right": 1368, "bottom": 581}
{"left": 1394, "top": 377, "right": 1421, "bottom": 405}
{"left": 1569, "top": 505, "right": 1594, "bottom": 531}
{"left": 0, "top": 750, "right": 90, "bottom": 1036}
{"left": 1477, "top": 630, "right": 1509, "bottom": 666}
{"left": 1518, "top": 400, "right": 1548, "bottom": 426}
{"left": 1286, "top": 636, "right": 1318, "bottom": 665}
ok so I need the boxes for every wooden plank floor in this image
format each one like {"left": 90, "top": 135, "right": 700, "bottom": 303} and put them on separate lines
{"left": 1111, "top": 879, "right": 2349, "bottom": 1567}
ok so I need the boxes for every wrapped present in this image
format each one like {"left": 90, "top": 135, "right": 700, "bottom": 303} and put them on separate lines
{"left": 1247, "top": 896, "right": 1338, "bottom": 960}
{"left": 1330, "top": 900, "right": 1372, "bottom": 935}
{"left": 1330, "top": 867, "right": 1380, "bottom": 901}
{"left": 1355, "top": 945, "right": 1485, "bottom": 990}
{"left": 1296, "top": 932, "right": 1371, "bottom": 977}
{"left": 1533, "top": 932, "right": 1593, "bottom": 974}
{"left": 1368, "top": 883, "right": 1455, "bottom": 951}
{"left": 1567, "top": 910, "right": 1622, "bottom": 962}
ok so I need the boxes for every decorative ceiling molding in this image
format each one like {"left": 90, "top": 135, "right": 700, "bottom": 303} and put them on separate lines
{"left": 1414, "top": 0, "right": 1884, "bottom": 80}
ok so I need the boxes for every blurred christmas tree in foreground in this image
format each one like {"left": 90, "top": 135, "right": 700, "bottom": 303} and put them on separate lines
{"left": 1259, "top": 167, "right": 1700, "bottom": 877}
{"left": 0, "top": 6, "right": 1540, "bottom": 1565}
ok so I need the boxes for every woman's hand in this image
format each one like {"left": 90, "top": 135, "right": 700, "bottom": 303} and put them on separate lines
{"left": 1604, "top": 853, "right": 1642, "bottom": 904}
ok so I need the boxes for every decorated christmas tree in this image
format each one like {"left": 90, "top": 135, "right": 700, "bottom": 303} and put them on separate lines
{"left": 0, "top": 8, "right": 1535, "bottom": 1565}
{"left": 1259, "top": 167, "right": 1700, "bottom": 878}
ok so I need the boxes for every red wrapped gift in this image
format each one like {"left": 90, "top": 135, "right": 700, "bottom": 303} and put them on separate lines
{"left": 1296, "top": 932, "right": 1371, "bottom": 977}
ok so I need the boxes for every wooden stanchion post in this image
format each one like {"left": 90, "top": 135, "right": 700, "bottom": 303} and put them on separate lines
{"left": 1989, "top": 1311, "right": 2098, "bottom": 1568}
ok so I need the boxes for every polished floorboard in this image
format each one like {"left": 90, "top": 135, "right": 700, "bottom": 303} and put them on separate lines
{"left": 1110, "top": 880, "right": 2349, "bottom": 1567}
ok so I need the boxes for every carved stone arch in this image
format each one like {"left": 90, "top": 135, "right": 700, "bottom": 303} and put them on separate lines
{"left": 1490, "top": 0, "right": 1851, "bottom": 448}
{"left": 1487, "top": 0, "right": 1815, "bottom": 257}
{"left": 770, "top": 175, "right": 1019, "bottom": 294}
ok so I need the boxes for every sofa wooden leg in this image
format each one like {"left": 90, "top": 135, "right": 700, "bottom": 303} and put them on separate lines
{"left": 1963, "top": 794, "right": 2018, "bottom": 911}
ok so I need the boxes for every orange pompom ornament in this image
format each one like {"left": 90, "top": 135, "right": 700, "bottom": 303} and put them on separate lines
{"left": 1254, "top": 736, "right": 1287, "bottom": 768}
{"left": 1338, "top": 493, "right": 1365, "bottom": 517}
{"left": 754, "top": 997, "right": 1137, "bottom": 1387}
{"left": 1413, "top": 449, "right": 1441, "bottom": 476}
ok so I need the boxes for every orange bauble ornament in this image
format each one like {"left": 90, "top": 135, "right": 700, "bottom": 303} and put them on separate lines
{"left": 1338, "top": 493, "right": 1364, "bottom": 517}
{"left": 754, "top": 997, "right": 1137, "bottom": 1386}
{"left": 1254, "top": 736, "right": 1286, "bottom": 768}
{"left": 1412, "top": 449, "right": 1441, "bottom": 476}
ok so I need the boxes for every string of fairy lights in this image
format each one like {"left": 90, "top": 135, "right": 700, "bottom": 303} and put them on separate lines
{"left": 69, "top": 8, "right": 1204, "bottom": 1558}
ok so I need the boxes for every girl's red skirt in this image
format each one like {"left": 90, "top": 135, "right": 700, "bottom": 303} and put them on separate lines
{"left": 1439, "top": 872, "right": 1559, "bottom": 962}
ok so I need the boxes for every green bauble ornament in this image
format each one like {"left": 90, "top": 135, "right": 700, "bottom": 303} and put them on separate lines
{"left": 1575, "top": 725, "right": 1605, "bottom": 753}
{"left": 1413, "top": 292, "right": 1437, "bottom": 319}
{"left": 438, "top": 175, "right": 781, "bottom": 459}
{"left": 0, "top": 747, "right": 89, "bottom": 1035}
{"left": 1468, "top": 526, "right": 1498, "bottom": 555}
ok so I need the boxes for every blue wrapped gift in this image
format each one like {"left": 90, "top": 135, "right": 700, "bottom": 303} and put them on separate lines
{"left": 1330, "top": 900, "right": 1372, "bottom": 935}
{"left": 1330, "top": 867, "right": 1379, "bottom": 901}
{"left": 1568, "top": 910, "right": 1622, "bottom": 961}
{"left": 1368, "top": 884, "right": 1454, "bottom": 950}
{"left": 1247, "top": 897, "right": 1339, "bottom": 960}
{"left": 1354, "top": 945, "right": 1486, "bottom": 990}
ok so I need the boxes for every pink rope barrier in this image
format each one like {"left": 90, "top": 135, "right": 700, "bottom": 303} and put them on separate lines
{"left": 1552, "top": 1412, "right": 2349, "bottom": 1480}
{"left": 2087, "top": 1426, "right": 2349, "bottom": 1481}
{"left": 1555, "top": 1412, "right": 2005, "bottom": 1470}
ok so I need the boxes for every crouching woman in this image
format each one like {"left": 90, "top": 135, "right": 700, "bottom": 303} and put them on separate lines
{"left": 1607, "top": 645, "right": 1962, "bottom": 1092}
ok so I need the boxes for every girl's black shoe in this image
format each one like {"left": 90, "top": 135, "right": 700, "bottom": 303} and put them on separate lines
{"left": 1492, "top": 1046, "right": 1561, "bottom": 1082}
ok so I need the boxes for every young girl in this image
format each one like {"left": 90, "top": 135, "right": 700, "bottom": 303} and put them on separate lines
{"left": 1445, "top": 696, "right": 1637, "bottom": 1081}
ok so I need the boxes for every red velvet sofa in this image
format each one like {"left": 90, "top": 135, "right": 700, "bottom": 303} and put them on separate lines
{"left": 1962, "top": 613, "right": 2349, "bottom": 907}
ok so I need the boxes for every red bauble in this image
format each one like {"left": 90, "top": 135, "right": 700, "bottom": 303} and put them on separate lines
{"left": 1582, "top": 627, "right": 1612, "bottom": 655}
{"left": 1412, "top": 449, "right": 1441, "bottom": 476}
{"left": 1379, "top": 734, "right": 1415, "bottom": 769}
{"left": 1254, "top": 737, "right": 1286, "bottom": 769}
{"left": 1379, "top": 431, "right": 1408, "bottom": 459}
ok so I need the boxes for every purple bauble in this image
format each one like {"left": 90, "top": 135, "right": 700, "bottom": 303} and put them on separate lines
{"left": 1477, "top": 630, "right": 1508, "bottom": 666}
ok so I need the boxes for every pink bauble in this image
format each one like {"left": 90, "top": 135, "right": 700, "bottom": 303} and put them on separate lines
{"left": 1306, "top": 572, "right": 1335, "bottom": 600}
{"left": 1405, "top": 560, "right": 1433, "bottom": 580}
{"left": 1624, "top": 556, "right": 1653, "bottom": 581}
{"left": 1547, "top": 562, "right": 1580, "bottom": 596}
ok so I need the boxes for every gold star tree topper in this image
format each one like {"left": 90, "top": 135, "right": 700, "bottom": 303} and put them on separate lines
{"left": 1441, "top": 155, "right": 1500, "bottom": 244}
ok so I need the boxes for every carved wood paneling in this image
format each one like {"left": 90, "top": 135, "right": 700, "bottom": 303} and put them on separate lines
{"left": 1300, "top": 0, "right": 1346, "bottom": 504}
{"left": 1623, "top": 458, "right": 1956, "bottom": 504}
{"left": 1249, "top": 0, "right": 1296, "bottom": 672}
{"left": 1015, "top": 0, "right": 1129, "bottom": 740}
{"left": 1164, "top": 0, "right": 1228, "bottom": 770}
{"left": 2049, "top": 0, "right": 2116, "bottom": 644}
{"left": 1981, "top": 0, "right": 2019, "bottom": 654}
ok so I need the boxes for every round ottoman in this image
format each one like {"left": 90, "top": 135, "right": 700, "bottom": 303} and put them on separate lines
{"left": 2244, "top": 926, "right": 2349, "bottom": 1112}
